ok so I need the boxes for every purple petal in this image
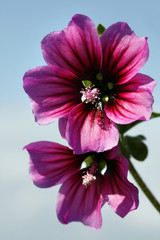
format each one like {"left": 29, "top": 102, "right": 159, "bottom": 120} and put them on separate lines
{"left": 66, "top": 103, "right": 119, "bottom": 154}
{"left": 101, "top": 22, "right": 149, "bottom": 84}
{"left": 58, "top": 118, "right": 68, "bottom": 139}
{"left": 24, "top": 141, "right": 82, "bottom": 188}
{"left": 105, "top": 73, "right": 156, "bottom": 124}
{"left": 41, "top": 14, "right": 102, "bottom": 76}
{"left": 56, "top": 170, "right": 103, "bottom": 230}
{"left": 103, "top": 154, "right": 139, "bottom": 217}
{"left": 23, "top": 66, "right": 81, "bottom": 125}
{"left": 104, "top": 145, "right": 120, "bottom": 159}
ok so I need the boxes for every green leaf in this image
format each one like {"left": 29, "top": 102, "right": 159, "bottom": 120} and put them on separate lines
{"left": 136, "top": 135, "right": 146, "bottom": 140}
{"left": 97, "top": 24, "right": 106, "bottom": 37}
{"left": 150, "top": 112, "right": 160, "bottom": 119}
{"left": 118, "top": 136, "right": 131, "bottom": 159}
{"left": 125, "top": 135, "right": 148, "bottom": 161}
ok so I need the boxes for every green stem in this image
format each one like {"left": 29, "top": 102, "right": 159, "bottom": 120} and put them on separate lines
{"left": 129, "top": 160, "right": 160, "bottom": 213}
{"left": 119, "top": 134, "right": 160, "bottom": 213}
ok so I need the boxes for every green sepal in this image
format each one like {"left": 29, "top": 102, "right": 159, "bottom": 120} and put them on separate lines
{"left": 97, "top": 24, "right": 106, "bottom": 37}
{"left": 125, "top": 135, "right": 148, "bottom": 161}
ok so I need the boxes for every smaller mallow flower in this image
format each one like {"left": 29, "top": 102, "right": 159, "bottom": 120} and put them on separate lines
{"left": 23, "top": 14, "right": 156, "bottom": 154}
{"left": 24, "top": 141, "right": 139, "bottom": 230}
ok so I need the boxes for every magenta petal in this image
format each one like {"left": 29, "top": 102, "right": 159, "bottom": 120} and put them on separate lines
{"left": 103, "top": 155, "right": 139, "bottom": 217}
{"left": 122, "top": 73, "right": 157, "bottom": 93}
{"left": 66, "top": 103, "right": 119, "bottom": 154}
{"left": 101, "top": 22, "right": 149, "bottom": 84}
{"left": 24, "top": 141, "right": 82, "bottom": 188}
{"left": 41, "top": 14, "right": 102, "bottom": 76}
{"left": 105, "top": 73, "right": 156, "bottom": 124}
{"left": 23, "top": 66, "right": 81, "bottom": 125}
{"left": 56, "top": 170, "right": 103, "bottom": 229}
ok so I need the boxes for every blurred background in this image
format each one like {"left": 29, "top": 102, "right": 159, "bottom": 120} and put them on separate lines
{"left": 0, "top": 0, "right": 159, "bottom": 239}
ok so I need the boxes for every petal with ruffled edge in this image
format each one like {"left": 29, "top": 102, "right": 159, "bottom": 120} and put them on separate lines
{"left": 66, "top": 103, "right": 119, "bottom": 154}
{"left": 56, "top": 170, "right": 103, "bottom": 230}
{"left": 24, "top": 141, "right": 83, "bottom": 188}
{"left": 23, "top": 66, "right": 82, "bottom": 125}
{"left": 101, "top": 22, "right": 149, "bottom": 84}
{"left": 105, "top": 73, "right": 156, "bottom": 124}
{"left": 103, "top": 154, "right": 139, "bottom": 217}
{"left": 41, "top": 14, "right": 102, "bottom": 77}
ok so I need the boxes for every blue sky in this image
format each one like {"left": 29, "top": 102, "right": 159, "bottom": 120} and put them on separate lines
{"left": 1, "top": 0, "right": 160, "bottom": 239}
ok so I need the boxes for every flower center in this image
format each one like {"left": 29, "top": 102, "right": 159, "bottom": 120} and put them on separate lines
{"left": 80, "top": 75, "right": 114, "bottom": 109}
{"left": 80, "top": 86, "right": 101, "bottom": 105}
{"left": 82, "top": 154, "right": 107, "bottom": 188}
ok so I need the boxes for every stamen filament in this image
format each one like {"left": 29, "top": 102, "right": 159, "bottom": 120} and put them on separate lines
{"left": 107, "top": 82, "right": 114, "bottom": 90}
{"left": 96, "top": 72, "right": 103, "bottom": 81}
{"left": 102, "top": 95, "right": 109, "bottom": 103}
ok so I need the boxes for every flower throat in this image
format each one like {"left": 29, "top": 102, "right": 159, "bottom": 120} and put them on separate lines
{"left": 80, "top": 72, "right": 114, "bottom": 110}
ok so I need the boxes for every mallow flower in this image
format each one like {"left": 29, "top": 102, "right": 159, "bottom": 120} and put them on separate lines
{"left": 23, "top": 14, "right": 156, "bottom": 154}
{"left": 24, "top": 141, "right": 139, "bottom": 230}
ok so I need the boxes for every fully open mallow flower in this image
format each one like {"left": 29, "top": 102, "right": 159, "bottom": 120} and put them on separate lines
{"left": 24, "top": 141, "right": 139, "bottom": 230}
{"left": 23, "top": 14, "right": 156, "bottom": 154}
